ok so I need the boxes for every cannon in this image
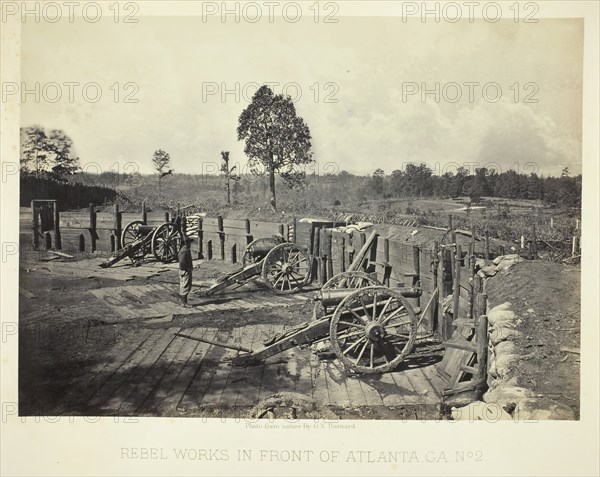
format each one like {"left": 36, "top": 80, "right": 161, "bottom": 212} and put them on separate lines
{"left": 100, "top": 220, "right": 183, "bottom": 267}
{"left": 178, "top": 271, "right": 439, "bottom": 374}
{"left": 196, "top": 237, "right": 311, "bottom": 296}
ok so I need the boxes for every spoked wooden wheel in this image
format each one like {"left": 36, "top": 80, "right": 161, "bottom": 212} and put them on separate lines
{"left": 329, "top": 286, "right": 417, "bottom": 374}
{"left": 323, "top": 271, "right": 381, "bottom": 290}
{"left": 262, "top": 243, "right": 310, "bottom": 294}
{"left": 316, "top": 271, "right": 382, "bottom": 318}
{"left": 121, "top": 220, "right": 147, "bottom": 260}
{"left": 242, "top": 236, "right": 285, "bottom": 266}
{"left": 151, "top": 223, "right": 181, "bottom": 263}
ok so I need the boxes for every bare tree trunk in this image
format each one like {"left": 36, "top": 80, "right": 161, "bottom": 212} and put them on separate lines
{"left": 226, "top": 178, "right": 231, "bottom": 206}
{"left": 269, "top": 167, "right": 276, "bottom": 212}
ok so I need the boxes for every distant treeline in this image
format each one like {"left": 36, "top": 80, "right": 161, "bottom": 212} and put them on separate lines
{"left": 72, "top": 164, "right": 582, "bottom": 209}
{"left": 21, "top": 174, "right": 117, "bottom": 210}
{"left": 367, "top": 165, "right": 582, "bottom": 208}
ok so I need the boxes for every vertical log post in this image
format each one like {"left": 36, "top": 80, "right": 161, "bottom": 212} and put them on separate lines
{"left": 532, "top": 223, "right": 538, "bottom": 256}
{"left": 452, "top": 245, "right": 462, "bottom": 321}
{"left": 441, "top": 247, "right": 454, "bottom": 339}
{"left": 231, "top": 243, "right": 237, "bottom": 264}
{"left": 245, "top": 219, "right": 253, "bottom": 245}
{"left": 308, "top": 223, "right": 316, "bottom": 255}
{"left": 469, "top": 229, "right": 475, "bottom": 257}
{"left": 383, "top": 238, "right": 390, "bottom": 286}
{"left": 319, "top": 228, "right": 328, "bottom": 285}
{"left": 78, "top": 234, "right": 85, "bottom": 252}
{"left": 432, "top": 241, "right": 439, "bottom": 333}
{"left": 278, "top": 223, "right": 285, "bottom": 238}
{"left": 443, "top": 248, "right": 453, "bottom": 296}
{"left": 359, "top": 232, "right": 367, "bottom": 269}
{"left": 476, "top": 293, "right": 489, "bottom": 383}
{"left": 340, "top": 236, "right": 346, "bottom": 273}
{"left": 292, "top": 217, "right": 297, "bottom": 243}
{"left": 197, "top": 218, "right": 203, "bottom": 259}
{"left": 142, "top": 201, "right": 147, "bottom": 224}
{"left": 437, "top": 247, "right": 446, "bottom": 339}
{"left": 314, "top": 226, "right": 321, "bottom": 284}
{"left": 320, "top": 254, "right": 327, "bottom": 287}
{"left": 527, "top": 241, "right": 533, "bottom": 260}
{"left": 114, "top": 204, "right": 122, "bottom": 249}
{"left": 217, "top": 215, "right": 225, "bottom": 260}
{"left": 110, "top": 234, "right": 116, "bottom": 252}
{"left": 467, "top": 254, "right": 476, "bottom": 320}
{"left": 164, "top": 211, "right": 170, "bottom": 223}
{"left": 89, "top": 203, "right": 96, "bottom": 253}
{"left": 572, "top": 236, "right": 579, "bottom": 257}
{"left": 326, "top": 230, "right": 333, "bottom": 281}
{"left": 44, "top": 232, "right": 52, "bottom": 250}
{"left": 346, "top": 232, "right": 354, "bottom": 269}
{"left": 31, "top": 201, "right": 39, "bottom": 249}
{"left": 206, "top": 240, "right": 213, "bottom": 260}
{"left": 53, "top": 202, "right": 62, "bottom": 250}
{"left": 413, "top": 244, "right": 421, "bottom": 307}
{"left": 449, "top": 244, "right": 455, "bottom": 296}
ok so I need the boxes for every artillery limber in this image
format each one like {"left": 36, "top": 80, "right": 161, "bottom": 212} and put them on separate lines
{"left": 178, "top": 270, "right": 439, "bottom": 374}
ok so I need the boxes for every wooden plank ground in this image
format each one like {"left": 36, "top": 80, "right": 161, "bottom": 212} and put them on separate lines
{"left": 68, "top": 323, "right": 445, "bottom": 416}
{"left": 88, "top": 282, "right": 309, "bottom": 322}
{"left": 137, "top": 328, "right": 214, "bottom": 415}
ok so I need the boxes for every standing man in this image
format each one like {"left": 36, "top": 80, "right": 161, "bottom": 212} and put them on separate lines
{"left": 178, "top": 235, "right": 193, "bottom": 307}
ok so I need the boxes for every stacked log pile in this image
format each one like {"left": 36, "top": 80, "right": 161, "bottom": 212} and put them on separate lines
{"left": 183, "top": 213, "right": 206, "bottom": 236}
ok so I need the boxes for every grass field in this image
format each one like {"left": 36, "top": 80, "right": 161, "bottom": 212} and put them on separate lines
{"left": 68, "top": 171, "right": 581, "bottom": 262}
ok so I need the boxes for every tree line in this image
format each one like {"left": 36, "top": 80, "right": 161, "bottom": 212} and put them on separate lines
{"left": 367, "top": 164, "right": 581, "bottom": 208}
{"left": 20, "top": 175, "right": 116, "bottom": 210}
{"left": 20, "top": 85, "right": 581, "bottom": 211}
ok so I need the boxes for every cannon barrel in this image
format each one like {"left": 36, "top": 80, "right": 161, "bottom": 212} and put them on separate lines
{"left": 137, "top": 224, "right": 156, "bottom": 235}
{"left": 315, "top": 286, "right": 421, "bottom": 307}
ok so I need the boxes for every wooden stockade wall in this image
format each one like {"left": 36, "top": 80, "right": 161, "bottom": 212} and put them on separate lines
{"left": 191, "top": 216, "right": 289, "bottom": 263}
{"left": 297, "top": 220, "right": 503, "bottom": 343}
{"left": 293, "top": 221, "right": 440, "bottom": 334}
{"left": 32, "top": 204, "right": 494, "bottom": 342}
{"left": 31, "top": 202, "right": 289, "bottom": 260}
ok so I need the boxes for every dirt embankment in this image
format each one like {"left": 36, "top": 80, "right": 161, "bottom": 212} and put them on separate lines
{"left": 483, "top": 261, "right": 581, "bottom": 419}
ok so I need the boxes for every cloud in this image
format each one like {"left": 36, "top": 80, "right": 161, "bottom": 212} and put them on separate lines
{"left": 307, "top": 95, "right": 581, "bottom": 176}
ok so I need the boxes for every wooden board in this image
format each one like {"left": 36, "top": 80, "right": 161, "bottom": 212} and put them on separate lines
{"left": 157, "top": 327, "right": 218, "bottom": 414}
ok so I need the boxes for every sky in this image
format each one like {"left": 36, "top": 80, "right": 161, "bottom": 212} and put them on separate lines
{"left": 20, "top": 15, "right": 584, "bottom": 177}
